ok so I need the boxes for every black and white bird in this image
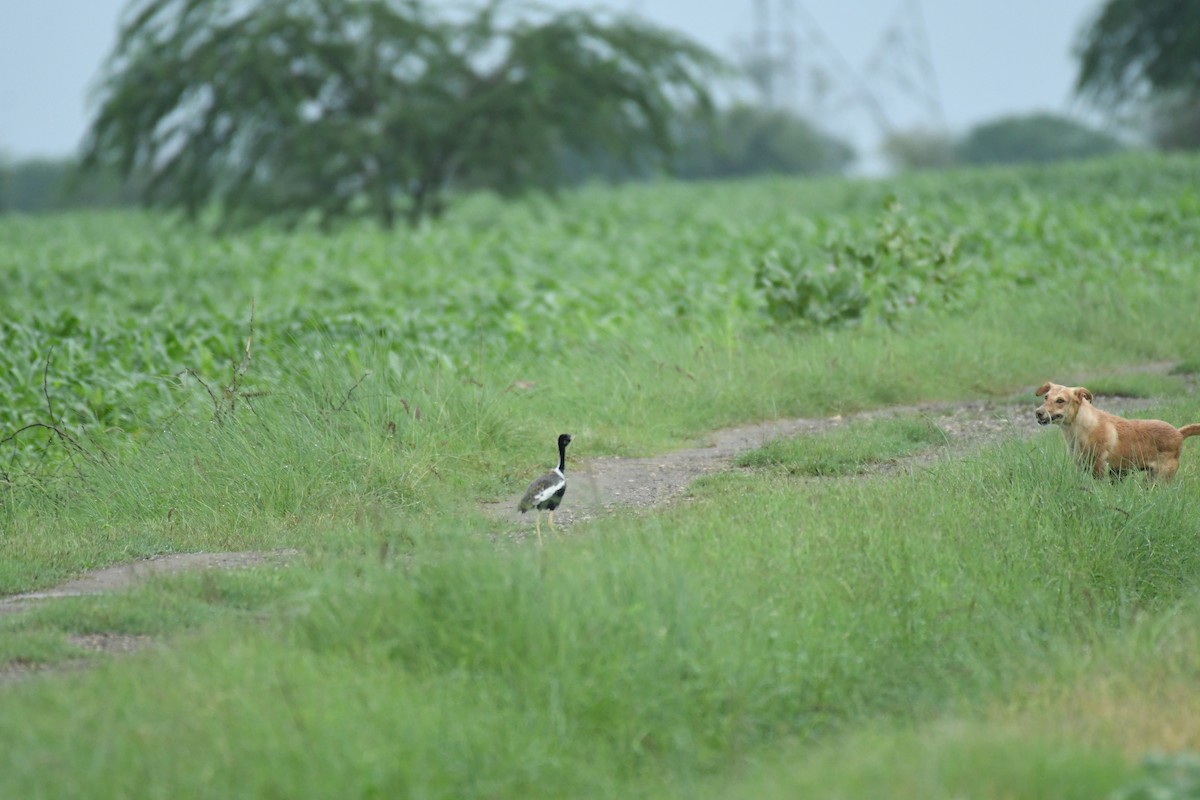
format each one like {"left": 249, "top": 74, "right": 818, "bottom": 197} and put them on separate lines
{"left": 517, "top": 433, "right": 572, "bottom": 544}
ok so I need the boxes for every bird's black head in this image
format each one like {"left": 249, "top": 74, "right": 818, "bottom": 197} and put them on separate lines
{"left": 558, "top": 433, "right": 572, "bottom": 449}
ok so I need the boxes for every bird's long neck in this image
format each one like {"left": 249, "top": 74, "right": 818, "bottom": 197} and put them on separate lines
{"left": 556, "top": 441, "right": 567, "bottom": 474}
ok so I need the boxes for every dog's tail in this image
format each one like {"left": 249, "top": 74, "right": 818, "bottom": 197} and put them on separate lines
{"left": 1180, "top": 423, "right": 1200, "bottom": 439}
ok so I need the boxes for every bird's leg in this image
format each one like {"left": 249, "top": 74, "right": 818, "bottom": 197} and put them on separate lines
{"left": 535, "top": 513, "right": 543, "bottom": 547}
{"left": 548, "top": 511, "right": 555, "bottom": 530}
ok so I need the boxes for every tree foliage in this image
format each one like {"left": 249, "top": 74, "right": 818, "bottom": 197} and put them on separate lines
{"left": 956, "top": 113, "right": 1125, "bottom": 167}
{"left": 82, "top": 0, "right": 722, "bottom": 227}
{"left": 1149, "top": 91, "right": 1200, "bottom": 150}
{"left": 1074, "top": 0, "right": 1200, "bottom": 149}
{"left": 1075, "top": 0, "right": 1200, "bottom": 107}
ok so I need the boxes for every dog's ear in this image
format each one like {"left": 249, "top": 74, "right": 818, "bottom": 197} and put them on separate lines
{"left": 1074, "top": 387, "right": 1093, "bottom": 403}
{"left": 1035, "top": 382, "right": 1051, "bottom": 397}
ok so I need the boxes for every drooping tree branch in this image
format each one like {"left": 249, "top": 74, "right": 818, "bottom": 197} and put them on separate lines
{"left": 82, "top": 0, "right": 724, "bottom": 229}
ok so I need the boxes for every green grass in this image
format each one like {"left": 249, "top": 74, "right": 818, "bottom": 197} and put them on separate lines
{"left": 4, "top": 284, "right": 1195, "bottom": 597}
{"left": 696, "top": 723, "right": 1133, "bottom": 800}
{"left": 1057, "top": 371, "right": 1194, "bottom": 400}
{"left": 3, "top": 275, "right": 1200, "bottom": 594}
{"left": 735, "top": 416, "right": 948, "bottom": 475}
{"left": 2, "top": 436, "right": 1199, "bottom": 797}
{"left": 703, "top": 582, "right": 1200, "bottom": 800}
{"left": 0, "top": 564, "right": 314, "bottom": 674}
{"left": 2, "top": 154, "right": 1200, "bottom": 797}
{"left": 0, "top": 629, "right": 84, "bottom": 668}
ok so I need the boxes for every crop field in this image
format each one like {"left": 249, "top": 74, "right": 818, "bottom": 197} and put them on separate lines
{"left": 2, "top": 153, "right": 1200, "bottom": 797}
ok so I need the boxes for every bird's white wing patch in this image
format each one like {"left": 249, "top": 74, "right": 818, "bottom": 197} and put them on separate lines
{"left": 532, "top": 477, "right": 565, "bottom": 505}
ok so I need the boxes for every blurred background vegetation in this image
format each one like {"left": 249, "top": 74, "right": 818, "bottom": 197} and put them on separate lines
{"left": 0, "top": 0, "right": 1197, "bottom": 220}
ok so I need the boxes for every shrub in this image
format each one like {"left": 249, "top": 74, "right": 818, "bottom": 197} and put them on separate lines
{"left": 754, "top": 197, "right": 965, "bottom": 328}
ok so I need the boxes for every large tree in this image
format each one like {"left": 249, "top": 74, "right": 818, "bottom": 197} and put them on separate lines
{"left": 1075, "top": 0, "right": 1200, "bottom": 147}
{"left": 1075, "top": 0, "right": 1200, "bottom": 105}
{"left": 82, "top": 0, "right": 722, "bottom": 227}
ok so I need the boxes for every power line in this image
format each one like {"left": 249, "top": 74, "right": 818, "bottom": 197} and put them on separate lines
{"left": 862, "top": 0, "right": 947, "bottom": 130}
{"left": 749, "top": 0, "right": 945, "bottom": 137}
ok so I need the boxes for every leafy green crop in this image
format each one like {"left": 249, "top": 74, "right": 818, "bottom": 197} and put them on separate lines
{"left": 2, "top": 153, "right": 1200, "bottom": 486}
{"left": 755, "top": 196, "right": 969, "bottom": 328}
{"left": 3, "top": 153, "right": 1200, "bottom": 800}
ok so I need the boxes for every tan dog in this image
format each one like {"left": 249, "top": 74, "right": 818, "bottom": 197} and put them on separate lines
{"left": 1035, "top": 381, "right": 1200, "bottom": 480}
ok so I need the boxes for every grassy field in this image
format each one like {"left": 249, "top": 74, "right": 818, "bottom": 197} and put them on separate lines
{"left": 2, "top": 153, "right": 1200, "bottom": 797}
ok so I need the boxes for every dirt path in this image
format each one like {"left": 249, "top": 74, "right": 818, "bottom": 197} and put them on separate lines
{"left": 0, "top": 550, "right": 299, "bottom": 684}
{"left": 0, "top": 551, "right": 299, "bottom": 617}
{"left": 488, "top": 385, "right": 1182, "bottom": 539}
{"left": 0, "top": 374, "right": 1183, "bottom": 675}
{"left": 490, "top": 362, "right": 1191, "bottom": 533}
{"left": 9, "top": 401, "right": 1042, "bottom": 615}
{"left": 486, "top": 397, "right": 1052, "bottom": 533}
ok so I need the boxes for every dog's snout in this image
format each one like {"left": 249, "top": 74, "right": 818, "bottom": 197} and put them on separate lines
{"left": 1035, "top": 409, "right": 1050, "bottom": 425}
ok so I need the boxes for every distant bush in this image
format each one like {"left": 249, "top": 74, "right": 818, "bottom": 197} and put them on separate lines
{"left": 0, "top": 157, "right": 140, "bottom": 214}
{"left": 674, "top": 103, "right": 855, "bottom": 179}
{"left": 957, "top": 112, "right": 1126, "bottom": 166}
{"left": 882, "top": 128, "right": 958, "bottom": 172}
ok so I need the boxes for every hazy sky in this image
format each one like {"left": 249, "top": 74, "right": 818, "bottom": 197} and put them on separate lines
{"left": 1, "top": 0, "right": 1103, "bottom": 164}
